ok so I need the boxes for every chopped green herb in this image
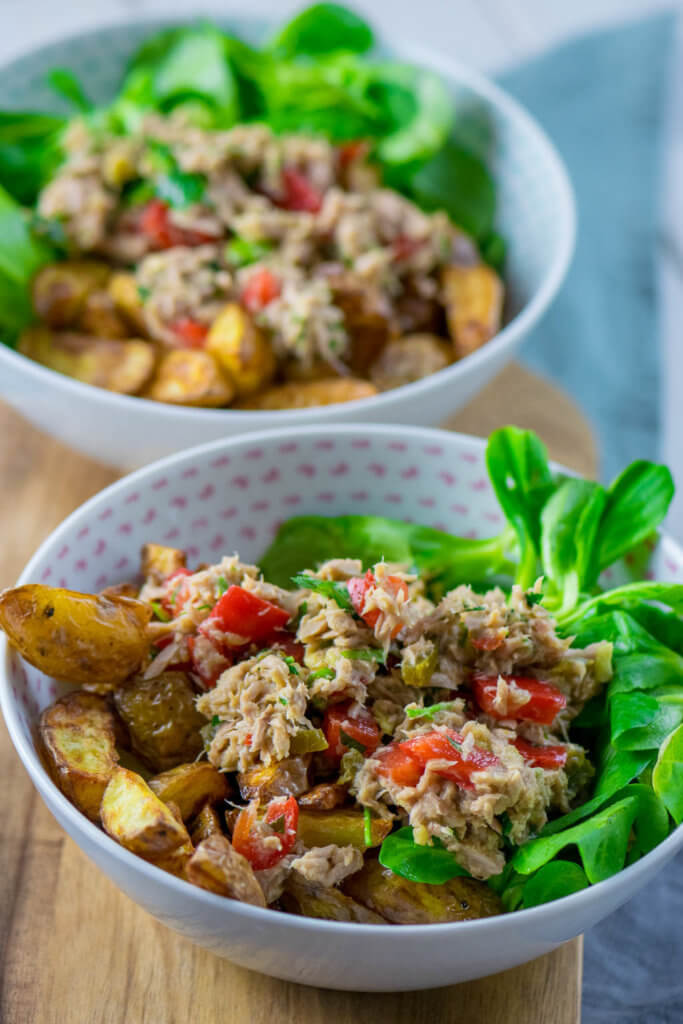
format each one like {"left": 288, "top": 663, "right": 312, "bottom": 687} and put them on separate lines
{"left": 406, "top": 701, "right": 459, "bottom": 720}
{"left": 224, "top": 235, "right": 274, "bottom": 267}
{"left": 278, "top": 696, "right": 289, "bottom": 706}
{"left": 341, "top": 647, "right": 386, "bottom": 665}
{"left": 211, "top": 715, "right": 220, "bottom": 728}
{"left": 340, "top": 728, "right": 367, "bottom": 754}
{"left": 283, "top": 655, "right": 299, "bottom": 676}
{"left": 155, "top": 169, "right": 206, "bottom": 208}
{"left": 363, "top": 806, "right": 373, "bottom": 847}
{"left": 216, "top": 575, "right": 229, "bottom": 596}
{"left": 446, "top": 734, "right": 463, "bottom": 754}
{"left": 525, "top": 590, "right": 543, "bottom": 607}
{"left": 150, "top": 600, "right": 171, "bottom": 622}
{"left": 197, "top": 603, "right": 212, "bottom": 612}
{"left": 291, "top": 573, "right": 353, "bottom": 610}
{"left": 137, "top": 284, "right": 151, "bottom": 301}
{"left": 270, "top": 814, "right": 285, "bottom": 834}
{"left": 309, "top": 666, "right": 335, "bottom": 681}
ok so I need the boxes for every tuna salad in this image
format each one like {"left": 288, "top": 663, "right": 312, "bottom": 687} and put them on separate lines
{"left": 0, "top": 6, "right": 504, "bottom": 411}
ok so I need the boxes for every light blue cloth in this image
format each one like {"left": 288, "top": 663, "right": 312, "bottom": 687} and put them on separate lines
{"left": 500, "top": 15, "right": 672, "bottom": 482}
{"left": 500, "top": 18, "right": 681, "bottom": 1024}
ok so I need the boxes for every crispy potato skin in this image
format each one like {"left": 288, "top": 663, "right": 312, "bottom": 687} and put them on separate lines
{"left": 18, "top": 327, "right": 156, "bottom": 395}
{"left": 370, "top": 334, "right": 452, "bottom": 391}
{"left": 100, "top": 582, "right": 139, "bottom": 601}
{"left": 149, "top": 762, "right": 228, "bottom": 822}
{"left": 441, "top": 263, "right": 504, "bottom": 359}
{"left": 235, "top": 377, "right": 377, "bottom": 410}
{"left": 298, "top": 782, "right": 348, "bottom": 811}
{"left": 327, "top": 276, "right": 394, "bottom": 375}
{"left": 190, "top": 803, "right": 225, "bottom": 846}
{"left": 281, "top": 873, "right": 385, "bottom": 923}
{"left": 343, "top": 859, "right": 503, "bottom": 924}
{"left": 39, "top": 691, "right": 119, "bottom": 821}
{"left": 0, "top": 585, "right": 151, "bottom": 687}
{"left": 78, "top": 290, "right": 129, "bottom": 339}
{"left": 107, "top": 272, "right": 148, "bottom": 334}
{"left": 114, "top": 671, "right": 206, "bottom": 772}
{"left": 32, "top": 261, "right": 111, "bottom": 327}
{"left": 186, "top": 834, "right": 266, "bottom": 907}
{"left": 144, "top": 350, "right": 235, "bottom": 407}
{"left": 140, "top": 543, "right": 186, "bottom": 585}
{"left": 206, "top": 303, "right": 276, "bottom": 396}
{"left": 297, "top": 809, "right": 391, "bottom": 851}
{"left": 101, "top": 766, "right": 191, "bottom": 859}
{"left": 237, "top": 757, "right": 310, "bottom": 802}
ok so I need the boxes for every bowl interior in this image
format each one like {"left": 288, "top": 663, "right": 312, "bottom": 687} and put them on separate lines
{"left": 0, "top": 15, "right": 572, "bottom": 350}
{"left": 4, "top": 424, "right": 683, "bottom": 749}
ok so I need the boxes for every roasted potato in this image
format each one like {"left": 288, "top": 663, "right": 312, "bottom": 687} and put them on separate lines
{"left": 39, "top": 691, "right": 119, "bottom": 821}
{"left": 107, "top": 272, "right": 148, "bottom": 334}
{"left": 297, "top": 809, "right": 392, "bottom": 851}
{"left": 144, "top": 349, "right": 235, "bottom": 407}
{"left": 186, "top": 834, "right": 266, "bottom": 907}
{"left": 100, "top": 582, "right": 139, "bottom": 601}
{"left": 343, "top": 859, "right": 503, "bottom": 924}
{"left": 18, "top": 328, "right": 156, "bottom": 395}
{"left": 205, "top": 303, "right": 276, "bottom": 396}
{"left": 0, "top": 585, "right": 151, "bottom": 687}
{"left": 113, "top": 671, "right": 206, "bottom": 772}
{"left": 190, "top": 803, "right": 225, "bottom": 846}
{"left": 78, "top": 290, "right": 129, "bottom": 339}
{"left": 369, "top": 334, "right": 452, "bottom": 391}
{"left": 328, "top": 274, "right": 394, "bottom": 374}
{"left": 441, "top": 263, "right": 504, "bottom": 359}
{"left": 238, "top": 757, "right": 309, "bottom": 802}
{"left": 140, "top": 543, "right": 186, "bottom": 585}
{"left": 101, "top": 766, "right": 191, "bottom": 859}
{"left": 235, "top": 377, "right": 377, "bottom": 410}
{"left": 149, "top": 762, "right": 228, "bottom": 822}
{"left": 32, "top": 260, "right": 111, "bottom": 327}
{"left": 298, "top": 782, "right": 348, "bottom": 811}
{"left": 281, "top": 873, "right": 385, "bottom": 923}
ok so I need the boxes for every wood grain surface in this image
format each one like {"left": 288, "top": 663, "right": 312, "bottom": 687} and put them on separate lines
{"left": 0, "top": 362, "right": 593, "bottom": 1024}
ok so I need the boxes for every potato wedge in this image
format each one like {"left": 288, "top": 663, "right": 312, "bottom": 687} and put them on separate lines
{"left": 190, "top": 803, "right": 224, "bottom": 845}
{"left": 100, "top": 582, "right": 139, "bottom": 601}
{"left": 0, "top": 585, "right": 151, "bottom": 687}
{"left": 186, "top": 834, "right": 266, "bottom": 907}
{"left": 328, "top": 278, "right": 393, "bottom": 375}
{"left": 149, "top": 762, "right": 228, "bottom": 822}
{"left": 343, "top": 858, "right": 502, "bottom": 924}
{"left": 281, "top": 873, "right": 385, "bottom": 923}
{"left": 206, "top": 303, "right": 276, "bottom": 396}
{"left": 237, "top": 757, "right": 309, "bottom": 802}
{"left": 114, "top": 671, "right": 206, "bottom": 772}
{"left": 32, "top": 260, "right": 111, "bottom": 327}
{"left": 18, "top": 328, "right": 156, "bottom": 395}
{"left": 235, "top": 377, "right": 377, "bottom": 411}
{"left": 140, "top": 543, "right": 186, "bottom": 585}
{"left": 39, "top": 691, "right": 119, "bottom": 821}
{"left": 441, "top": 263, "right": 504, "bottom": 358}
{"left": 298, "top": 782, "right": 348, "bottom": 811}
{"left": 107, "top": 272, "right": 148, "bottom": 334}
{"left": 78, "top": 289, "right": 129, "bottom": 339}
{"left": 297, "top": 809, "right": 391, "bottom": 851}
{"left": 144, "top": 349, "right": 234, "bottom": 407}
{"left": 370, "top": 334, "right": 452, "bottom": 391}
{"left": 101, "top": 766, "right": 191, "bottom": 859}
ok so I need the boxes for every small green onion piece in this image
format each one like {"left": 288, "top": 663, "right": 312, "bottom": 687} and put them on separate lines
{"left": 309, "top": 667, "right": 335, "bottom": 681}
{"left": 363, "top": 807, "right": 373, "bottom": 847}
{"left": 341, "top": 648, "right": 386, "bottom": 665}
{"left": 406, "top": 701, "right": 459, "bottom": 720}
{"left": 282, "top": 655, "right": 300, "bottom": 676}
{"left": 197, "top": 603, "right": 212, "bottom": 612}
{"left": 216, "top": 576, "right": 229, "bottom": 596}
{"left": 447, "top": 735, "right": 463, "bottom": 754}
{"left": 278, "top": 696, "right": 288, "bottom": 706}
{"left": 339, "top": 728, "right": 366, "bottom": 755}
{"left": 211, "top": 715, "right": 220, "bottom": 728}
{"left": 150, "top": 600, "right": 171, "bottom": 622}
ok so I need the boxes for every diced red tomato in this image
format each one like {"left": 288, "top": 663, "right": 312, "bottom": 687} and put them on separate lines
{"left": 161, "top": 567, "right": 192, "bottom": 616}
{"left": 268, "top": 632, "right": 306, "bottom": 664}
{"left": 279, "top": 168, "right": 323, "bottom": 213}
{"left": 337, "top": 139, "right": 369, "bottom": 167}
{"left": 207, "top": 585, "right": 290, "bottom": 644}
{"left": 241, "top": 268, "right": 281, "bottom": 313}
{"left": 347, "top": 569, "right": 409, "bottom": 638}
{"left": 172, "top": 317, "right": 209, "bottom": 348}
{"left": 376, "top": 729, "right": 499, "bottom": 790}
{"left": 232, "top": 796, "right": 299, "bottom": 870}
{"left": 140, "top": 199, "right": 216, "bottom": 250}
{"left": 513, "top": 737, "right": 568, "bottom": 770}
{"left": 323, "top": 700, "right": 381, "bottom": 763}
{"left": 186, "top": 634, "right": 229, "bottom": 690}
{"left": 471, "top": 674, "right": 567, "bottom": 726}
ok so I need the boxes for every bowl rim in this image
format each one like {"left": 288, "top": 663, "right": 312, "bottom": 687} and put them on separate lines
{"left": 0, "top": 14, "right": 576, "bottom": 425}
{"left": 2, "top": 421, "right": 683, "bottom": 939}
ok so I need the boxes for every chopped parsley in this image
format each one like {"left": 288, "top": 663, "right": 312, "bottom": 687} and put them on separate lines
{"left": 525, "top": 590, "right": 543, "bottom": 607}
{"left": 137, "top": 284, "right": 151, "bottom": 302}
{"left": 150, "top": 600, "right": 170, "bottom": 622}
{"left": 211, "top": 715, "right": 220, "bottom": 728}
{"left": 216, "top": 575, "right": 229, "bottom": 597}
{"left": 278, "top": 696, "right": 289, "bottom": 706}
{"left": 406, "top": 701, "right": 459, "bottom": 720}
{"left": 291, "top": 574, "right": 352, "bottom": 610}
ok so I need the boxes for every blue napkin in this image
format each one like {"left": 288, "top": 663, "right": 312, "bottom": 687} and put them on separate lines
{"left": 500, "top": 18, "right": 683, "bottom": 1024}
{"left": 500, "top": 15, "right": 672, "bottom": 482}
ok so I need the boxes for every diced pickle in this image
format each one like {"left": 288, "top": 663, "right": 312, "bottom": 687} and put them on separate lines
{"left": 297, "top": 809, "right": 391, "bottom": 851}
{"left": 290, "top": 728, "right": 329, "bottom": 755}
{"left": 401, "top": 645, "right": 438, "bottom": 687}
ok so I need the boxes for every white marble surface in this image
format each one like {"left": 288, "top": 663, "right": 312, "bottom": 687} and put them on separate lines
{"left": 2, "top": 0, "right": 682, "bottom": 534}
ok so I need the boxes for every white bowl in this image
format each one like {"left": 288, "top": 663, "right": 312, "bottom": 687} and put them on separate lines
{"left": 0, "top": 16, "right": 575, "bottom": 470}
{"left": 2, "top": 424, "right": 682, "bottom": 992}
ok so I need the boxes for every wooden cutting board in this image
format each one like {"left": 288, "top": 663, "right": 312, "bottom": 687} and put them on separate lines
{"left": 0, "top": 362, "right": 594, "bottom": 1024}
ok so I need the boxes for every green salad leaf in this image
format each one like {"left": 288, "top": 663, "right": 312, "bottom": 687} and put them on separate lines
{"left": 521, "top": 862, "right": 589, "bottom": 909}
{"left": 379, "top": 827, "right": 469, "bottom": 884}
{"left": 0, "top": 184, "right": 56, "bottom": 342}
{"left": 290, "top": 573, "right": 353, "bottom": 610}
{"left": 0, "top": 111, "right": 65, "bottom": 206}
{"left": 653, "top": 723, "right": 683, "bottom": 824}
{"left": 268, "top": 3, "right": 374, "bottom": 57}
{"left": 47, "top": 68, "right": 94, "bottom": 113}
